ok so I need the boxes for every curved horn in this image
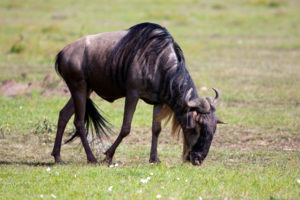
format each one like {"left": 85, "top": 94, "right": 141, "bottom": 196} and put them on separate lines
{"left": 185, "top": 88, "right": 210, "bottom": 113}
{"left": 185, "top": 88, "right": 194, "bottom": 106}
{"left": 187, "top": 99, "right": 201, "bottom": 108}
{"left": 212, "top": 88, "right": 220, "bottom": 105}
{"left": 185, "top": 88, "right": 200, "bottom": 107}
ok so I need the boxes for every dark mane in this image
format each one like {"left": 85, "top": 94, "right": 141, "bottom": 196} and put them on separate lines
{"left": 161, "top": 42, "right": 196, "bottom": 109}
{"left": 106, "top": 22, "right": 174, "bottom": 88}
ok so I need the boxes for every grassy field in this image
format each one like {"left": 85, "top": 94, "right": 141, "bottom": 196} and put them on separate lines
{"left": 0, "top": 0, "right": 300, "bottom": 199}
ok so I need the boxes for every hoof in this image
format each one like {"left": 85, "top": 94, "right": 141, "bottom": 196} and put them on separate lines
{"left": 101, "top": 157, "right": 112, "bottom": 166}
{"left": 54, "top": 160, "right": 66, "bottom": 165}
{"left": 87, "top": 158, "right": 98, "bottom": 164}
{"left": 53, "top": 155, "right": 64, "bottom": 164}
{"left": 149, "top": 157, "right": 161, "bottom": 164}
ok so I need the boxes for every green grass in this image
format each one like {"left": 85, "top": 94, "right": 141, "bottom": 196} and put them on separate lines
{"left": 1, "top": 0, "right": 300, "bottom": 199}
{"left": 1, "top": 161, "right": 299, "bottom": 200}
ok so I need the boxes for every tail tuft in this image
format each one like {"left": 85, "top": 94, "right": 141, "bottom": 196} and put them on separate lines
{"left": 65, "top": 98, "right": 112, "bottom": 144}
{"left": 85, "top": 98, "right": 112, "bottom": 140}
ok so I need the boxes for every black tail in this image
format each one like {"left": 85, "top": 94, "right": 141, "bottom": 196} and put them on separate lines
{"left": 55, "top": 50, "right": 63, "bottom": 77}
{"left": 65, "top": 98, "right": 112, "bottom": 144}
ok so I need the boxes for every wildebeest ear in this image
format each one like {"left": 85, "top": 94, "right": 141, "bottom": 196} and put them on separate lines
{"left": 216, "top": 116, "right": 227, "bottom": 124}
{"left": 186, "top": 112, "right": 196, "bottom": 129}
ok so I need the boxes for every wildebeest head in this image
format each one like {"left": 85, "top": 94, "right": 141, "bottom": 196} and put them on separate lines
{"left": 181, "top": 88, "right": 225, "bottom": 165}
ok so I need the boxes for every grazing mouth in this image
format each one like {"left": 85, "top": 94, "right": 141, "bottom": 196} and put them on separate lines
{"left": 189, "top": 151, "right": 204, "bottom": 166}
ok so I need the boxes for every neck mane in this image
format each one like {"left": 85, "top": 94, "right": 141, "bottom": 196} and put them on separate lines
{"left": 160, "top": 42, "right": 198, "bottom": 113}
{"left": 157, "top": 43, "right": 199, "bottom": 136}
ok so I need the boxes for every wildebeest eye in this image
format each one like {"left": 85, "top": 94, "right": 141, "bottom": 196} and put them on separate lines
{"left": 186, "top": 111, "right": 196, "bottom": 129}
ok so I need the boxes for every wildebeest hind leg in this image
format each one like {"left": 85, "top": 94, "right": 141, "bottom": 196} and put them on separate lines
{"left": 149, "top": 104, "right": 162, "bottom": 163}
{"left": 70, "top": 81, "right": 97, "bottom": 163}
{"left": 51, "top": 98, "right": 74, "bottom": 163}
{"left": 102, "top": 91, "right": 139, "bottom": 165}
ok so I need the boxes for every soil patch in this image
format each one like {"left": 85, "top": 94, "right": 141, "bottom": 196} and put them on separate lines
{"left": 0, "top": 74, "right": 70, "bottom": 97}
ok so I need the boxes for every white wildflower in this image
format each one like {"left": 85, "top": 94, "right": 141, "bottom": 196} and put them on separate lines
{"left": 19, "top": 106, "right": 23, "bottom": 110}
{"left": 56, "top": 171, "right": 59, "bottom": 175}
{"left": 40, "top": 194, "right": 44, "bottom": 198}
{"left": 108, "top": 186, "right": 113, "bottom": 191}
{"left": 150, "top": 172, "right": 154, "bottom": 176}
{"left": 147, "top": 177, "right": 151, "bottom": 181}
{"left": 140, "top": 179, "right": 147, "bottom": 183}
{"left": 199, "top": 197, "right": 202, "bottom": 200}
{"left": 185, "top": 179, "right": 188, "bottom": 182}
{"left": 74, "top": 174, "right": 77, "bottom": 178}
{"left": 109, "top": 164, "right": 114, "bottom": 168}
{"left": 297, "top": 179, "right": 300, "bottom": 184}
{"left": 46, "top": 167, "right": 51, "bottom": 172}
{"left": 156, "top": 194, "right": 162, "bottom": 199}
{"left": 51, "top": 194, "right": 56, "bottom": 199}
{"left": 161, "top": 186, "right": 164, "bottom": 189}
{"left": 176, "top": 177, "right": 180, "bottom": 180}
{"left": 114, "top": 163, "right": 119, "bottom": 167}
{"left": 140, "top": 178, "right": 149, "bottom": 183}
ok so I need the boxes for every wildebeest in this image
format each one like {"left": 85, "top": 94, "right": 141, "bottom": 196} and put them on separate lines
{"left": 52, "top": 22, "right": 225, "bottom": 165}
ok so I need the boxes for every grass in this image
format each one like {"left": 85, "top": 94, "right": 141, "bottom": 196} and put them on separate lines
{"left": 0, "top": 0, "right": 300, "bottom": 199}
{"left": 1, "top": 161, "right": 299, "bottom": 200}
{"left": 0, "top": 96, "right": 299, "bottom": 199}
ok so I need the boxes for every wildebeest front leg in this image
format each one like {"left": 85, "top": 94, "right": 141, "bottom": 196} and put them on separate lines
{"left": 149, "top": 104, "right": 162, "bottom": 163}
{"left": 103, "top": 92, "right": 139, "bottom": 165}
{"left": 51, "top": 98, "right": 74, "bottom": 163}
